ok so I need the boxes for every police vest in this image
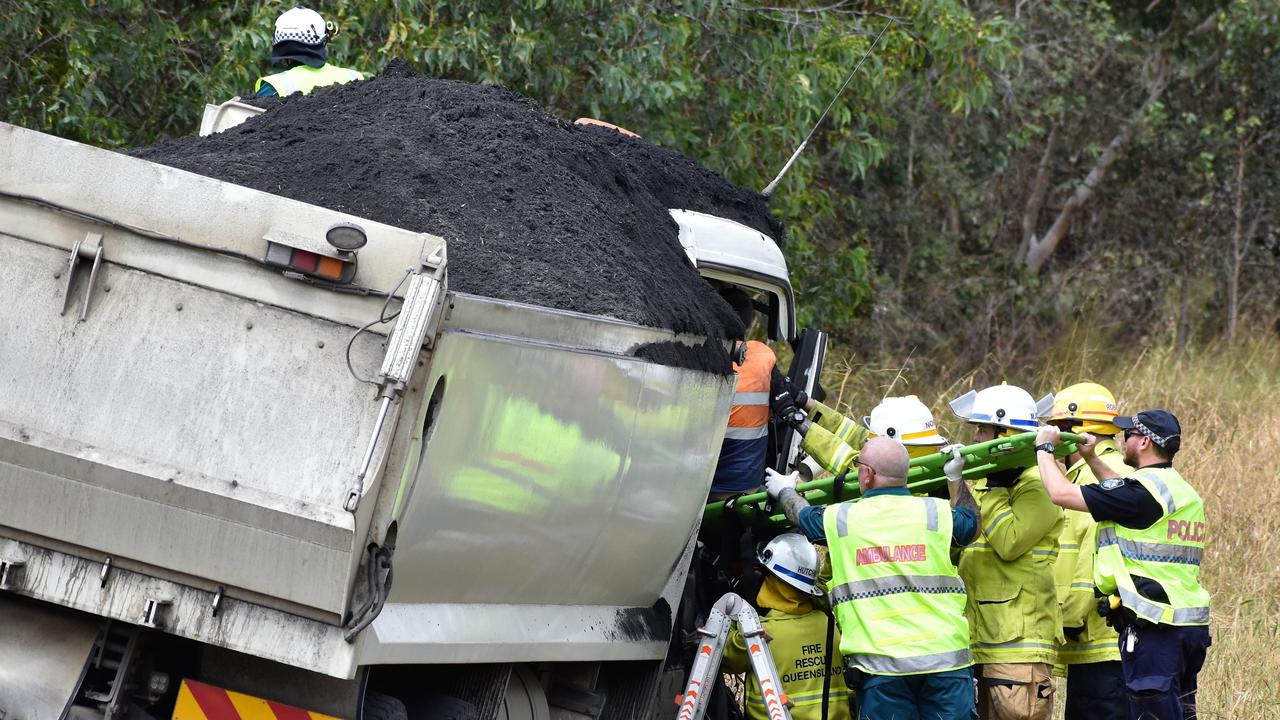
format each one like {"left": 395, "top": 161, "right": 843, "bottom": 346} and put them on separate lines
{"left": 1094, "top": 466, "right": 1210, "bottom": 626}
{"left": 825, "top": 494, "right": 972, "bottom": 675}
{"left": 742, "top": 609, "right": 851, "bottom": 720}
{"left": 255, "top": 63, "right": 365, "bottom": 97}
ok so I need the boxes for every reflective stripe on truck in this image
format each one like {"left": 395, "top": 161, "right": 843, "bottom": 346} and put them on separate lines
{"left": 174, "top": 680, "right": 341, "bottom": 720}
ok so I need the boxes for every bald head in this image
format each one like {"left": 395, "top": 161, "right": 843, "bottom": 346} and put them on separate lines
{"left": 860, "top": 436, "right": 909, "bottom": 487}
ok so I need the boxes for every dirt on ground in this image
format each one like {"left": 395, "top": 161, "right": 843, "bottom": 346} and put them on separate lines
{"left": 132, "top": 60, "right": 783, "bottom": 373}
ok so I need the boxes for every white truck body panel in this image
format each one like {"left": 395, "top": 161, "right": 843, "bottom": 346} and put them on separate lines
{"left": 0, "top": 122, "right": 738, "bottom": 680}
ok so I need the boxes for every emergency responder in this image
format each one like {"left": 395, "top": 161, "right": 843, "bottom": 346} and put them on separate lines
{"left": 255, "top": 7, "right": 364, "bottom": 98}
{"left": 765, "top": 437, "right": 981, "bottom": 720}
{"left": 1035, "top": 410, "right": 1211, "bottom": 720}
{"left": 723, "top": 534, "right": 852, "bottom": 720}
{"left": 1046, "top": 383, "right": 1133, "bottom": 720}
{"left": 949, "top": 383, "right": 1063, "bottom": 720}
{"left": 710, "top": 286, "right": 776, "bottom": 499}
{"left": 770, "top": 391, "right": 948, "bottom": 477}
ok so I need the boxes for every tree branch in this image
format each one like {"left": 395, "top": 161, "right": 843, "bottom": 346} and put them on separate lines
{"left": 1024, "top": 56, "right": 1171, "bottom": 273}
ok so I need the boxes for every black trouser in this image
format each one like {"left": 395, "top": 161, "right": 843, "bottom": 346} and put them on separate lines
{"left": 1119, "top": 623, "right": 1211, "bottom": 720}
{"left": 1065, "top": 661, "right": 1128, "bottom": 720}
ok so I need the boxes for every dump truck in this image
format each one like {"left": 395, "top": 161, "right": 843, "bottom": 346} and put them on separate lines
{"left": 0, "top": 121, "right": 823, "bottom": 720}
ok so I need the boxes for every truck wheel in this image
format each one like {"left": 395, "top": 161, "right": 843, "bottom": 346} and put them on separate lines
{"left": 362, "top": 691, "right": 409, "bottom": 720}
{"left": 497, "top": 666, "right": 549, "bottom": 720}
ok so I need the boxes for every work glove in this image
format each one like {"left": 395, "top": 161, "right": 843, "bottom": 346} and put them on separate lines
{"left": 1097, "top": 595, "right": 1135, "bottom": 632}
{"left": 941, "top": 444, "right": 966, "bottom": 483}
{"left": 983, "top": 468, "right": 1021, "bottom": 489}
{"left": 764, "top": 468, "right": 799, "bottom": 499}
{"left": 771, "top": 390, "right": 807, "bottom": 428}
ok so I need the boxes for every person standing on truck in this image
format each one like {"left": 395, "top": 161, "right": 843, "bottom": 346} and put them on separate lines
{"left": 1045, "top": 383, "right": 1132, "bottom": 720}
{"left": 1034, "top": 410, "right": 1211, "bottom": 720}
{"left": 255, "top": 7, "right": 364, "bottom": 98}
{"left": 949, "top": 383, "right": 1063, "bottom": 720}
{"left": 765, "top": 436, "right": 981, "bottom": 720}
{"left": 709, "top": 286, "right": 776, "bottom": 499}
{"left": 722, "top": 533, "right": 851, "bottom": 720}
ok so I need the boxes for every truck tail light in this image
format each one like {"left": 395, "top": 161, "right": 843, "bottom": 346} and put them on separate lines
{"left": 263, "top": 229, "right": 357, "bottom": 284}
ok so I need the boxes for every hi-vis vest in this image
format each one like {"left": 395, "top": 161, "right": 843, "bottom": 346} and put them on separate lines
{"left": 255, "top": 63, "right": 364, "bottom": 97}
{"left": 711, "top": 340, "right": 776, "bottom": 492}
{"left": 1094, "top": 466, "right": 1210, "bottom": 626}
{"left": 825, "top": 494, "right": 972, "bottom": 675}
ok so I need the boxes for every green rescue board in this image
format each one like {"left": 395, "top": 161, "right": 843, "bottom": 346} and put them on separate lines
{"left": 702, "top": 431, "right": 1083, "bottom": 532}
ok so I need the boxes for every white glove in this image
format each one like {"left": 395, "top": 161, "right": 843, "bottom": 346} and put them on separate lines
{"left": 764, "top": 468, "right": 799, "bottom": 499}
{"left": 941, "top": 444, "right": 966, "bottom": 483}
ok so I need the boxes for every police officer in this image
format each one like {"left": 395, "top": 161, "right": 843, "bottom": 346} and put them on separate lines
{"left": 949, "top": 383, "right": 1063, "bottom": 720}
{"left": 1035, "top": 409, "right": 1211, "bottom": 720}
{"left": 1045, "top": 383, "right": 1133, "bottom": 719}
{"left": 255, "top": 7, "right": 364, "bottom": 98}
{"left": 766, "top": 436, "right": 980, "bottom": 720}
{"left": 722, "top": 534, "right": 852, "bottom": 720}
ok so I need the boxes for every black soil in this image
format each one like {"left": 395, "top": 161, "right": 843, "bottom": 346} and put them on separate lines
{"left": 132, "top": 60, "right": 782, "bottom": 373}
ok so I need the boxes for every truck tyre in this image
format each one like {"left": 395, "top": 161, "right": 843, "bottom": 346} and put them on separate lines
{"left": 362, "top": 691, "right": 409, "bottom": 720}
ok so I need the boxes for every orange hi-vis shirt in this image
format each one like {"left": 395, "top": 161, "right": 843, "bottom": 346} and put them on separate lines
{"left": 712, "top": 340, "right": 777, "bottom": 493}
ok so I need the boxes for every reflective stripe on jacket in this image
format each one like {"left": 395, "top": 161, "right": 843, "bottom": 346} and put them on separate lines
{"left": 725, "top": 608, "right": 851, "bottom": 720}
{"left": 711, "top": 340, "right": 775, "bottom": 493}
{"left": 825, "top": 494, "right": 973, "bottom": 676}
{"left": 958, "top": 465, "right": 1064, "bottom": 665}
{"left": 255, "top": 63, "right": 365, "bottom": 97}
{"left": 1054, "top": 438, "right": 1130, "bottom": 665}
{"left": 800, "top": 400, "right": 869, "bottom": 476}
{"left": 1094, "top": 466, "right": 1211, "bottom": 626}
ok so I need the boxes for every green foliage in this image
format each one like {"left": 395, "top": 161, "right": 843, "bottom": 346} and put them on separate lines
{"left": 4, "top": 0, "right": 1277, "bottom": 360}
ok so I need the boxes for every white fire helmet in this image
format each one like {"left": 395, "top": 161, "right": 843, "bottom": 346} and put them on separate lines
{"left": 274, "top": 7, "right": 328, "bottom": 46}
{"left": 758, "top": 533, "right": 824, "bottom": 596}
{"left": 862, "top": 395, "right": 948, "bottom": 446}
{"left": 949, "top": 383, "right": 1054, "bottom": 433}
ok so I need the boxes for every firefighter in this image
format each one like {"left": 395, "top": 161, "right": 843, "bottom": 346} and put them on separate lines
{"left": 769, "top": 392, "right": 948, "bottom": 478}
{"left": 765, "top": 436, "right": 980, "bottom": 720}
{"left": 255, "top": 7, "right": 364, "bottom": 98}
{"left": 723, "top": 534, "right": 851, "bottom": 720}
{"left": 1045, "top": 383, "right": 1133, "bottom": 719}
{"left": 949, "top": 383, "right": 1063, "bottom": 720}
{"left": 1035, "top": 410, "right": 1211, "bottom": 720}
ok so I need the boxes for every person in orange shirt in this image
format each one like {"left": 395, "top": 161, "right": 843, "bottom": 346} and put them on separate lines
{"left": 709, "top": 287, "right": 777, "bottom": 499}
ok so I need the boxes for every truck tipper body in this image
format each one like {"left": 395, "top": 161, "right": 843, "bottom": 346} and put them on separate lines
{"left": 0, "top": 122, "right": 803, "bottom": 720}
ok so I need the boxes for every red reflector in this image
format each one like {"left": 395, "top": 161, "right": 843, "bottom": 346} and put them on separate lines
{"left": 291, "top": 250, "right": 319, "bottom": 273}
{"left": 316, "top": 256, "right": 344, "bottom": 280}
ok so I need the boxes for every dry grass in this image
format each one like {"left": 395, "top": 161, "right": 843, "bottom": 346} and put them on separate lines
{"left": 816, "top": 329, "right": 1280, "bottom": 717}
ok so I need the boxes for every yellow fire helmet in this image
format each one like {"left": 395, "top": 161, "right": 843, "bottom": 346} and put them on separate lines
{"left": 1049, "top": 382, "right": 1121, "bottom": 436}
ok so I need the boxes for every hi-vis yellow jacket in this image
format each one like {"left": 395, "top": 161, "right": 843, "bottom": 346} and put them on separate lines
{"left": 1054, "top": 438, "right": 1130, "bottom": 666}
{"left": 801, "top": 400, "right": 869, "bottom": 476}
{"left": 957, "top": 466, "right": 1064, "bottom": 665}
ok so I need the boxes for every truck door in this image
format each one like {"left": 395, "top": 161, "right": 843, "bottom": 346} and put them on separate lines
{"left": 771, "top": 327, "right": 827, "bottom": 474}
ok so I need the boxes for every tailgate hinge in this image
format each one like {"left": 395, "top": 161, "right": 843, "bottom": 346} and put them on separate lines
{"left": 61, "top": 232, "right": 107, "bottom": 322}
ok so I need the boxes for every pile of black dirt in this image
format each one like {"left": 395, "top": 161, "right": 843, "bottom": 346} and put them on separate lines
{"left": 133, "top": 59, "right": 783, "bottom": 373}
{"left": 634, "top": 339, "right": 734, "bottom": 375}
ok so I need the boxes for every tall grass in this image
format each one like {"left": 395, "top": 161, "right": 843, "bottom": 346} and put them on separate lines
{"left": 816, "top": 329, "right": 1280, "bottom": 717}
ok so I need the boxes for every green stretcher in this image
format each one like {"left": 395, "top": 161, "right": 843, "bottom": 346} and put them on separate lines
{"left": 702, "top": 431, "right": 1083, "bottom": 532}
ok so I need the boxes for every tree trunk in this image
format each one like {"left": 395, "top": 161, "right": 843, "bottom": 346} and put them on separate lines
{"left": 1018, "top": 126, "right": 1058, "bottom": 264}
{"left": 1227, "top": 135, "right": 1246, "bottom": 342}
{"left": 1024, "top": 57, "right": 1171, "bottom": 273}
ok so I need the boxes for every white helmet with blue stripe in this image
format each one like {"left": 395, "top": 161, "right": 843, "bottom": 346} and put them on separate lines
{"left": 758, "top": 533, "right": 824, "bottom": 596}
{"left": 949, "top": 383, "right": 1053, "bottom": 433}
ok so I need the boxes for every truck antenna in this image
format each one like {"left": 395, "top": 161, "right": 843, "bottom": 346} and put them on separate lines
{"left": 761, "top": 19, "right": 895, "bottom": 199}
